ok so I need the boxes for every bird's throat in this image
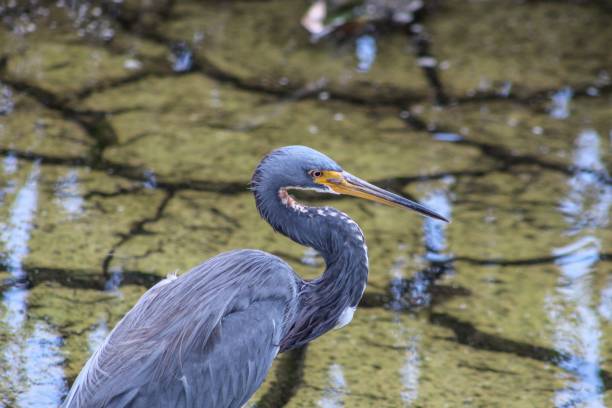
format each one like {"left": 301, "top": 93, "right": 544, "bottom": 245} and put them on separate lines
{"left": 278, "top": 188, "right": 306, "bottom": 212}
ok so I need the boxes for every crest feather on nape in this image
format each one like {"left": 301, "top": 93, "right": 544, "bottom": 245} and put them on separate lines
{"left": 250, "top": 148, "right": 281, "bottom": 192}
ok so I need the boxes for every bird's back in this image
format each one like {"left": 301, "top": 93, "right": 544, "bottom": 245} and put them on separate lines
{"left": 63, "top": 249, "right": 299, "bottom": 408}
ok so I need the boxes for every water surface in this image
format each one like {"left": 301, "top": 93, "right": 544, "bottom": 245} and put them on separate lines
{"left": 0, "top": 1, "right": 611, "bottom": 406}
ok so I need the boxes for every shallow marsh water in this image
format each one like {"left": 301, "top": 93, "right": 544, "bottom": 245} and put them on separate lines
{"left": 0, "top": 0, "right": 611, "bottom": 407}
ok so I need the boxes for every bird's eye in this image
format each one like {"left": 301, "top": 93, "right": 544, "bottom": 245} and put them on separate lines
{"left": 309, "top": 170, "right": 323, "bottom": 178}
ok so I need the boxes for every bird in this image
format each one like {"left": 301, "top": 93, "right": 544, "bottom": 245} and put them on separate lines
{"left": 62, "top": 145, "right": 448, "bottom": 408}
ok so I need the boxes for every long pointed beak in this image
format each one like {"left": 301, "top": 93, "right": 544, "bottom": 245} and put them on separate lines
{"left": 315, "top": 171, "right": 449, "bottom": 222}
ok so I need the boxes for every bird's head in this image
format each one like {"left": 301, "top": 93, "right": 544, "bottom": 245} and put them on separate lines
{"left": 252, "top": 145, "right": 449, "bottom": 222}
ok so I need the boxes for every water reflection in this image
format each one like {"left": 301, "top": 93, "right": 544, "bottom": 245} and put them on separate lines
{"left": 559, "top": 130, "right": 612, "bottom": 233}
{"left": 172, "top": 42, "right": 194, "bottom": 73}
{"left": 550, "top": 87, "right": 573, "bottom": 120}
{"left": 1, "top": 151, "right": 18, "bottom": 206}
{"left": 0, "top": 161, "right": 67, "bottom": 406}
{"left": 1, "top": 161, "right": 40, "bottom": 283}
{"left": 598, "top": 278, "right": 612, "bottom": 322}
{"left": 386, "top": 185, "right": 454, "bottom": 404}
{"left": 3, "top": 151, "right": 18, "bottom": 175}
{"left": 18, "top": 322, "right": 67, "bottom": 408}
{"left": 422, "top": 189, "right": 452, "bottom": 261}
{"left": 54, "top": 169, "right": 84, "bottom": 219}
{"left": 547, "top": 129, "right": 610, "bottom": 407}
{"left": 104, "top": 265, "right": 123, "bottom": 293}
{"left": 399, "top": 334, "right": 420, "bottom": 405}
{"left": 355, "top": 35, "right": 377, "bottom": 73}
{"left": 433, "top": 132, "right": 463, "bottom": 143}
{"left": 499, "top": 81, "right": 512, "bottom": 97}
{"left": 124, "top": 57, "right": 143, "bottom": 71}
{"left": 143, "top": 169, "right": 157, "bottom": 190}
{"left": 1, "top": 1, "right": 612, "bottom": 406}
{"left": 301, "top": 247, "right": 323, "bottom": 267}
{"left": 388, "top": 184, "right": 453, "bottom": 311}
{"left": 388, "top": 244, "right": 421, "bottom": 406}
{"left": 317, "top": 363, "right": 348, "bottom": 408}
{"left": 0, "top": 159, "right": 35, "bottom": 402}
{"left": 0, "top": 83, "right": 14, "bottom": 115}
{"left": 88, "top": 319, "right": 109, "bottom": 354}
{"left": 388, "top": 243, "right": 410, "bottom": 310}
{"left": 2, "top": 0, "right": 115, "bottom": 40}
{"left": 408, "top": 187, "right": 454, "bottom": 308}
{"left": 65, "top": 1, "right": 114, "bottom": 41}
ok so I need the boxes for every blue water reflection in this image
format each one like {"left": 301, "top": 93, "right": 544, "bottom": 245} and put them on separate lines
{"left": 598, "top": 279, "right": 612, "bottom": 322}
{"left": 399, "top": 333, "right": 420, "bottom": 405}
{"left": 0, "top": 84, "right": 14, "bottom": 115}
{"left": 550, "top": 87, "right": 573, "bottom": 120}
{"left": 3, "top": 151, "right": 17, "bottom": 174}
{"left": 388, "top": 246, "right": 422, "bottom": 405}
{"left": 548, "top": 129, "right": 610, "bottom": 408}
{"left": 0, "top": 161, "right": 67, "bottom": 407}
{"left": 386, "top": 182, "right": 454, "bottom": 405}
{"left": 172, "top": 42, "right": 194, "bottom": 73}
{"left": 408, "top": 186, "right": 454, "bottom": 307}
{"left": 55, "top": 169, "right": 84, "bottom": 219}
{"left": 88, "top": 319, "right": 109, "bottom": 354}
{"left": 559, "top": 130, "right": 611, "bottom": 233}
{"left": 318, "top": 363, "right": 348, "bottom": 408}
{"left": 18, "top": 322, "right": 66, "bottom": 407}
{"left": 104, "top": 266, "right": 123, "bottom": 293}
{"left": 143, "top": 169, "right": 158, "bottom": 190}
{"left": 356, "top": 35, "right": 377, "bottom": 73}
{"left": 433, "top": 132, "right": 463, "bottom": 143}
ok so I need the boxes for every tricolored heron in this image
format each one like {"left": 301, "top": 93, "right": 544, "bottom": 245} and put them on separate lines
{"left": 63, "top": 146, "right": 448, "bottom": 407}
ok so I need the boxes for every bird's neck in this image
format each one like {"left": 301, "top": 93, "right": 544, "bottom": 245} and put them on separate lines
{"left": 254, "top": 186, "right": 369, "bottom": 351}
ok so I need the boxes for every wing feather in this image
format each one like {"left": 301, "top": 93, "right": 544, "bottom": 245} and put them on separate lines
{"left": 63, "top": 249, "right": 298, "bottom": 408}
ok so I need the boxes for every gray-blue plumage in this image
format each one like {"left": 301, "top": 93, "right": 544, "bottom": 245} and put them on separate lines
{"left": 64, "top": 250, "right": 300, "bottom": 407}
{"left": 63, "top": 145, "right": 444, "bottom": 408}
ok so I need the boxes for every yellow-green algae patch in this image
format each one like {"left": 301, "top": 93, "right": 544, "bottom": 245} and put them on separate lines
{"left": 92, "top": 79, "right": 482, "bottom": 184}
{"left": 428, "top": 0, "right": 612, "bottom": 96}
{"left": 288, "top": 308, "right": 558, "bottom": 407}
{"left": 417, "top": 98, "right": 612, "bottom": 165}
{"left": 24, "top": 164, "right": 165, "bottom": 275}
{"left": 161, "top": 0, "right": 429, "bottom": 100}
{"left": 6, "top": 36, "right": 129, "bottom": 95}
{"left": 0, "top": 94, "right": 93, "bottom": 158}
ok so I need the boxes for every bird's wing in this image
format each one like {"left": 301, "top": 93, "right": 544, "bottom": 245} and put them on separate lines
{"left": 63, "top": 249, "right": 298, "bottom": 408}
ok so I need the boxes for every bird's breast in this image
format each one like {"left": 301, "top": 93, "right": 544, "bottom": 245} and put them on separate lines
{"left": 334, "top": 305, "right": 357, "bottom": 329}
